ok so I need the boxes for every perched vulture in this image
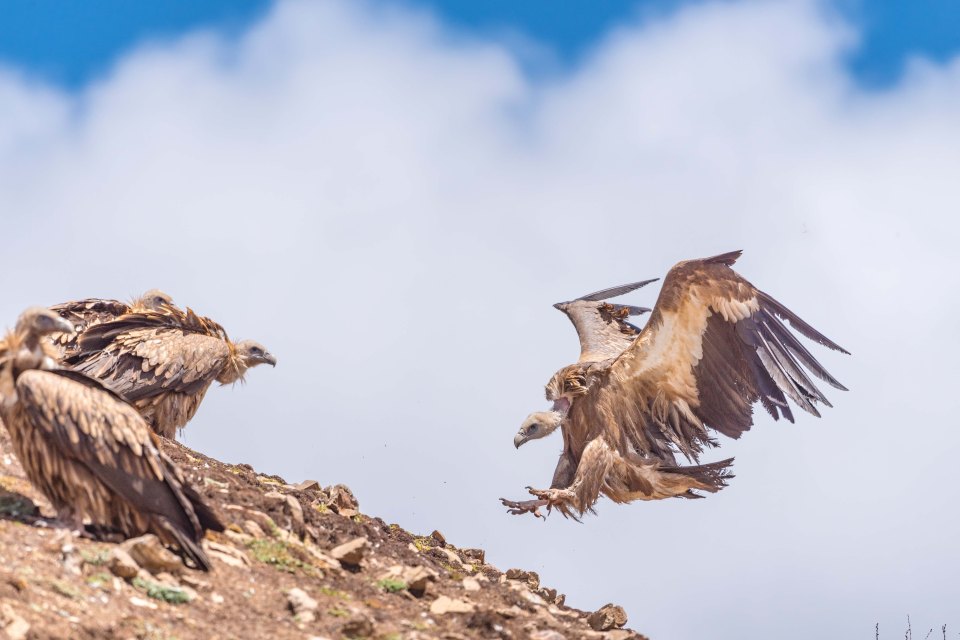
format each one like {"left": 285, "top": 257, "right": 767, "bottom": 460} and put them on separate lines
{"left": 0, "top": 308, "right": 223, "bottom": 569}
{"left": 49, "top": 289, "right": 177, "bottom": 358}
{"left": 502, "top": 250, "right": 848, "bottom": 518}
{"left": 66, "top": 308, "right": 276, "bottom": 439}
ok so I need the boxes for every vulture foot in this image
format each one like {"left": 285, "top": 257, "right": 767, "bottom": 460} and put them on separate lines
{"left": 525, "top": 487, "right": 581, "bottom": 521}
{"left": 499, "top": 497, "right": 549, "bottom": 519}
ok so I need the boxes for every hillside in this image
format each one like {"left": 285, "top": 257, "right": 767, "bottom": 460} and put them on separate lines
{"left": 0, "top": 431, "right": 648, "bottom": 640}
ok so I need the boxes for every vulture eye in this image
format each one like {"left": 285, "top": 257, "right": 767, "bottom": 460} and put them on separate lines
{"left": 250, "top": 347, "right": 262, "bottom": 356}
{"left": 528, "top": 424, "right": 538, "bottom": 433}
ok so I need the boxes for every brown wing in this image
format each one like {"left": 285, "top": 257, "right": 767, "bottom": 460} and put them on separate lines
{"left": 597, "top": 250, "right": 847, "bottom": 461}
{"left": 554, "top": 279, "right": 657, "bottom": 363}
{"left": 15, "top": 369, "right": 222, "bottom": 568}
{"left": 70, "top": 321, "right": 232, "bottom": 402}
{"left": 49, "top": 298, "right": 132, "bottom": 355}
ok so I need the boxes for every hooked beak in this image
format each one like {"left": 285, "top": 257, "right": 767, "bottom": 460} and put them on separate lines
{"left": 514, "top": 432, "right": 527, "bottom": 449}
{"left": 262, "top": 352, "right": 277, "bottom": 367}
{"left": 54, "top": 317, "right": 74, "bottom": 334}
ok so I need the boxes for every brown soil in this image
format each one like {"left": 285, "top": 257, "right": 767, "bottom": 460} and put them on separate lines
{"left": 0, "top": 431, "right": 647, "bottom": 640}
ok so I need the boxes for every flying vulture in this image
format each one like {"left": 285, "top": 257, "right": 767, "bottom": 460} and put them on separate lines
{"left": 502, "top": 250, "right": 848, "bottom": 518}
{"left": 66, "top": 308, "right": 276, "bottom": 439}
{"left": 0, "top": 307, "right": 223, "bottom": 569}
{"left": 49, "top": 289, "right": 178, "bottom": 358}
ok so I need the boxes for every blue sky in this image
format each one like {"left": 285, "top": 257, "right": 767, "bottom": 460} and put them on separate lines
{"left": 1, "top": 0, "right": 958, "bottom": 88}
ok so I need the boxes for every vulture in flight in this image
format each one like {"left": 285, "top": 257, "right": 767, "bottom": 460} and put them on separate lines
{"left": 0, "top": 308, "right": 223, "bottom": 569}
{"left": 49, "top": 289, "right": 178, "bottom": 358}
{"left": 65, "top": 308, "right": 276, "bottom": 439}
{"left": 502, "top": 250, "right": 848, "bottom": 519}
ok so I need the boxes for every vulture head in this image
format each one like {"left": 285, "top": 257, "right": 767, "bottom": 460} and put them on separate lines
{"left": 16, "top": 307, "right": 74, "bottom": 340}
{"left": 514, "top": 410, "right": 563, "bottom": 448}
{"left": 234, "top": 340, "right": 278, "bottom": 369}
{"left": 135, "top": 289, "right": 176, "bottom": 312}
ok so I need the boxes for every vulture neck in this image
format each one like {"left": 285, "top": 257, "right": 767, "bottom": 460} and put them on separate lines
{"left": 217, "top": 347, "right": 248, "bottom": 385}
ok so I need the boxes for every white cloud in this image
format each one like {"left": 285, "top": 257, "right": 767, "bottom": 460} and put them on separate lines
{"left": 1, "top": 1, "right": 958, "bottom": 637}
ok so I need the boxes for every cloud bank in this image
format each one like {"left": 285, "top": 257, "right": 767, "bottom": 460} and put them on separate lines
{"left": 1, "top": 1, "right": 958, "bottom": 637}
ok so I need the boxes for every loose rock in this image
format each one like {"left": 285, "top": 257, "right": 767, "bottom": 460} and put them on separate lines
{"left": 430, "top": 595, "right": 476, "bottom": 615}
{"left": 340, "top": 614, "right": 374, "bottom": 638}
{"left": 330, "top": 537, "right": 368, "bottom": 566}
{"left": 121, "top": 534, "right": 183, "bottom": 575}
{"left": 462, "top": 577, "right": 481, "bottom": 592}
{"left": 531, "top": 631, "right": 567, "bottom": 640}
{"left": 108, "top": 547, "right": 140, "bottom": 580}
{"left": 0, "top": 602, "right": 30, "bottom": 640}
{"left": 284, "top": 495, "right": 305, "bottom": 528}
{"left": 505, "top": 568, "right": 540, "bottom": 590}
{"left": 287, "top": 587, "right": 318, "bottom": 623}
{"left": 587, "top": 603, "right": 628, "bottom": 631}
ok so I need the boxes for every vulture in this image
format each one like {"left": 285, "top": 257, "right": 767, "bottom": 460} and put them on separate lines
{"left": 49, "top": 289, "right": 177, "bottom": 358}
{"left": 502, "top": 250, "right": 848, "bottom": 519}
{"left": 0, "top": 307, "right": 223, "bottom": 569}
{"left": 65, "top": 308, "right": 276, "bottom": 439}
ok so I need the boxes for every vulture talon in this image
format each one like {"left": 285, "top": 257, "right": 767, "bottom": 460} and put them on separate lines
{"left": 499, "top": 497, "right": 549, "bottom": 519}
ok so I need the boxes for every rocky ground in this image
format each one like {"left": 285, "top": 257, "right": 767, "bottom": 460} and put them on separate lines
{"left": 0, "top": 432, "right": 648, "bottom": 640}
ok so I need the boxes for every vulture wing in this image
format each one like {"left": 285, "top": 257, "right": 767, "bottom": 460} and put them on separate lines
{"left": 49, "top": 298, "right": 131, "bottom": 355}
{"left": 15, "top": 368, "right": 222, "bottom": 568}
{"left": 555, "top": 279, "right": 657, "bottom": 363}
{"left": 71, "top": 314, "right": 232, "bottom": 401}
{"left": 599, "top": 250, "right": 847, "bottom": 461}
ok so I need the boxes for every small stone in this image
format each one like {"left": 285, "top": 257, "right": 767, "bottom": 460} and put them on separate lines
{"left": 406, "top": 570, "right": 436, "bottom": 594}
{"left": 245, "top": 510, "right": 279, "bottom": 536}
{"left": 340, "top": 615, "right": 374, "bottom": 638}
{"left": 121, "top": 534, "right": 182, "bottom": 575}
{"left": 530, "top": 631, "right": 566, "bottom": 640}
{"left": 210, "top": 592, "right": 225, "bottom": 605}
{"left": 587, "top": 603, "right": 628, "bottom": 631}
{"left": 430, "top": 595, "right": 475, "bottom": 615}
{"left": 462, "top": 578, "right": 481, "bottom": 592}
{"left": 327, "top": 485, "right": 359, "bottom": 513}
{"left": 461, "top": 548, "right": 485, "bottom": 564}
{"left": 263, "top": 490, "right": 285, "bottom": 504}
{"left": 0, "top": 602, "right": 30, "bottom": 640}
{"left": 496, "top": 606, "right": 524, "bottom": 619}
{"left": 287, "top": 587, "right": 318, "bottom": 623}
{"left": 205, "top": 541, "right": 250, "bottom": 568}
{"left": 285, "top": 495, "right": 304, "bottom": 528}
{"left": 439, "top": 548, "right": 463, "bottom": 566}
{"left": 295, "top": 479, "right": 321, "bottom": 492}
{"left": 243, "top": 520, "right": 267, "bottom": 538}
{"left": 330, "top": 537, "right": 368, "bottom": 566}
{"left": 505, "top": 568, "right": 540, "bottom": 590}
{"left": 108, "top": 548, "right": 140, "bottom": 579}
{"left": 129, "top": 596, "right": 158, "bottom": 609}
{"left": 429, "top": 530, "right": 446, "bottom": 545}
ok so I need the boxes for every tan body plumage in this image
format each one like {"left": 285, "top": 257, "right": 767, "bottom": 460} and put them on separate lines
{"left": 65, "top": 308, "right": 275, "bottom": 439}
{"left": 505, "top": 251, "right": 849, "bottom": 518}
{"left": 0, "top": 308, "right": 223, "bottom": 569}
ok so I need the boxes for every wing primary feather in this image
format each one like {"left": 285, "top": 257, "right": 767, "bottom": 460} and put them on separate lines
{"left": 755, "top": 320, "right": 831, "bottom": 407}
{"left": 754, "top": 330, "right": 821, "bottom": 417}
{"left": 576, "top": 278, "right": 659, "bottom": 302}
{"left": 758, "top": 291, "right": 850, "bottom": 354}
{"left": 760, "top": 309, "right": 848, "bottom": 390}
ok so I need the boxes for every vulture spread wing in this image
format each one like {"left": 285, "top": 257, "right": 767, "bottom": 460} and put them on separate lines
{"left": 13, "top": 368, "right": 222, "bottom": 568}
{"left": 601, "top": 250, "right": 848, "bottom": 461}
{"left": 554, "top": 279, "right": 657, "bottom": 363}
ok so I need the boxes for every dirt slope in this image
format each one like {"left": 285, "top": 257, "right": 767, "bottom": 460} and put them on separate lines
{"left": 0, "top": 432, "right": 648, "bottom": 640}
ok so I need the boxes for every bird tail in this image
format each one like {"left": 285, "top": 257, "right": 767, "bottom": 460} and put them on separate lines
{"left": 155, "top": 516, "right": 214, "bottom": 571}
{"left": 666, "top": 457, "right": 735, "bottom": 498}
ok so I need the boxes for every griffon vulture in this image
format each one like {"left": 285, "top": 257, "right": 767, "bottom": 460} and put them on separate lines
{"left": 502, "top": 250, "right": 848, "bottom": 518}
{"left": 49, "top": 289, "right": 177, "bottom": 357}
{"left": 0, "top": 308, "right": 223, "bottom": 569}
{"left": 66, "top": 308, "right": 276, "bottom": 439}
